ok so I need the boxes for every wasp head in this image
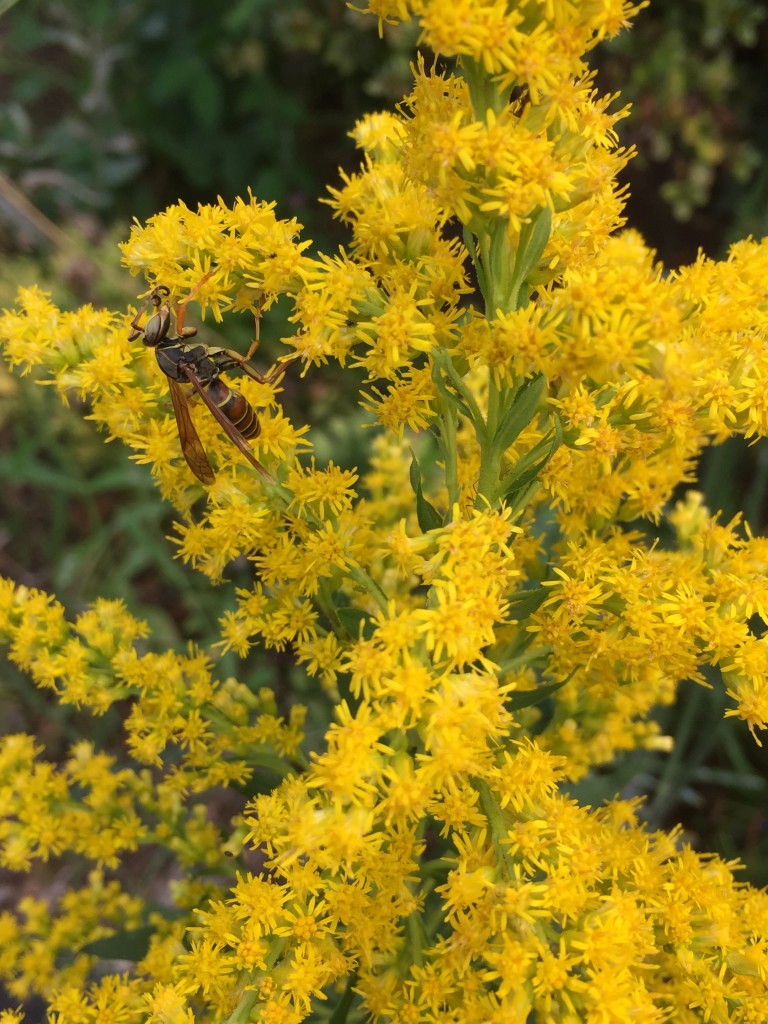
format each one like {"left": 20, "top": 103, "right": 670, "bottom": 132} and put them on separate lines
{"left": 129, "top": 285, "right": 172, "bottom": 346}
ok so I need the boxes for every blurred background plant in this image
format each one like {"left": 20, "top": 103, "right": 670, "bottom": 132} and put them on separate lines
{"left": 3, "top": 0, "right": 766, "bottom": 261}
{"left": 1, "top": 0, "right": 767, "bottom": 975}
{"left": 0, "top": 0, "right": 418, "bottom": 234}
{"left": 598, "top": 0, "right": 768, "bottom": 263}
{"left": 0, "top": 0, "right": 394, "bottom": 675}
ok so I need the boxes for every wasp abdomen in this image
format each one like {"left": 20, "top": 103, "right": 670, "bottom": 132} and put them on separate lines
{"left": 207, "top": 379, "right": 261, "bottom": 440}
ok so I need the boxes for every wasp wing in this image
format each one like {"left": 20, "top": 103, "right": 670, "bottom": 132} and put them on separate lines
{"left": 167, "top": 377, "right": 216, "bottom": 485}
{"left": 181, "top": 367, "right": 273, "bottom": 481}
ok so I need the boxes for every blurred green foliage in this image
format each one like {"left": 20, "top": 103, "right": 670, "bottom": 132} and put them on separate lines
{"left": 1, "top": 0, "right": 768, "bottom": 889}
{"left": 599, "top": 0, "right": 768, "bottom": 263}
{"left": 3, "top": 0, "right": 767, "bottom": 260}
{"left": 0, "top": 0, "right": 416, "bottom": 236}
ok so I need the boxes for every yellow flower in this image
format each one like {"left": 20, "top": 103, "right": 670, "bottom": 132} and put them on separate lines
{"left": 360, "top": 367, "right": 437, "bottom": 433}
{"left": 145, "top": 982, "right": 196, "bottom": 1024}
{"left": 177, "top": 939, "right": 236, "bottom": 998}
{"left": 286, "top": 461, "right": 359, "bottom": 517}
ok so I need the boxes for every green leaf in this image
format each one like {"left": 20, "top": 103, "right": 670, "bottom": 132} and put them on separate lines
{"left": 507, "top": 679, "right": 566, "bottom": 711}
{"left": 431, "top": 351, "right": 474, "bottom": 422}
{"left": 500, "top": 414, "right": 563, "bottom": 500}
{"left": 337, "top": 606, "right": 374, "bottom": 640}
{"left": 80, "top": 925, "right": 154, "bottom": 961}
{"left": 494, "top": 373, "right": 545, "bottom": 454}
{"left": 525, "top": 265, "right": 562, "bottom": 288}
{"left": 508, "top": 206, "right": 553, "bottom": 307}
{"left": 726, "top": 951, "right": 764, "bottom": 978}
{"left": 514, "top": 208, "right": 552, "bottom": 281}
{"left": 409, "top": 451, "right": 443, "bottom": 532}
{"left": 328, "top": 971, "right": 360, "bottom": 1024}
{"left": 230, "top": 761, "right": 296, "bottom": 799}
{"left": 233, "top": 765, "right": 291, "bottom": 798}
{"left": 506, "top": 586, "right": 548, "bottom": 619}
{"left": 505, "top": 479, "right": 542, "bottom": 515}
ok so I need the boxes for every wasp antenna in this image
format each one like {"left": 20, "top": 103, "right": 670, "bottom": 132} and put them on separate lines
{"left": 175, "top": 270, "right": 216, "bottom": 335}
{"left": 129, "top": 286, "right": 164, "bottom": 340}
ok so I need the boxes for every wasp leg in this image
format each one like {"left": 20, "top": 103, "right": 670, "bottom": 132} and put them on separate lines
{"left": 209, "top": 347, "right": 291, "bottom": 388}
{"left": 243, "top": 292, "right": 265, "bottom": 362}
{"left": 174, "top": 269, "right": 216, "bottom": 338}
{"left": 238, "top": 293, "right": 298, "bottom": 385}
{"left": 232, "top": 296, "right": 299, "bottom": 385}
{"left": 260, "top": 353, "right": 300, "bottom": 386}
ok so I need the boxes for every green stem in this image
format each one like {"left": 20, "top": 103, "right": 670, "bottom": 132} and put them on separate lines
{"left": 476, "top": 372, "right": 503, "bottom": 506}
{"left": 328, "top": 971, "right": 359, "bottom": 1024}
{"left": 474, "top": 777, "right": 515, "bottom": 880}
{"left": 486, "top": 373, "right": 501, "bottom": 437}
{"left": 346, "top": 564, "right": 389, "bottom": 613}
{"left": 433, "top": 348, "right": 486, "bottom": 437}
{"left": 224, "top": 989, "right": 258, "bottom": 1024}
{"left": 317, "top": 578, "right": 344, "bottom": 632}
{"left": 459, "top": 56, "right": 508, "bottom": 120}
{"left": 223, "top": 940, "right": 287, "bottom": 1024}
{"left": 435, "top": 401, "right": 460, "bottom": 509}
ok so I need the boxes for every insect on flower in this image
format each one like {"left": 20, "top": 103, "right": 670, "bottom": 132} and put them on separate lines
{"left": 129, "top": 282, "right": 285, "bottom": 484}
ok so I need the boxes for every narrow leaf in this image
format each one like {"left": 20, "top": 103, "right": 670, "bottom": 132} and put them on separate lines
{"left": 337, "top": 606, "right": 374, "bottom": 640}
{"left": 506, "top": 479, "right": 542, "bottom": 515}
{"left": 506, "top": 586, "right": 548, "bottom": 619}
{"left": 500, "top": 414, "right": 562, "bottom": 499}
{"left": 80, "top": 926, "right": 154, "bottom": 961}
{"left": 494, "top": 373, "right": 545, "bottom": 454}
{"left": 508, "top": 206, "right": 553, "bottom": 307}
{"left": 431, "top": 351, "right": 474, "bottom": 421}
{"left": 517, "top": 206, "right": 553, "bottom": 285}
{"left": 507, "top": 679, "right": 567, "bottom": 711}
{"left": 409, "top": 450, "right": 443, "bottom": 532}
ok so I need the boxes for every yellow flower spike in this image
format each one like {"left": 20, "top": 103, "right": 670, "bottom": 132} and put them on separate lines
{"left": 144, "top": 982, "right": 197, "bottom": 1024}
{"left": 350, "top": 110, "right": 407, "bottom": 161}
{"left": 294, "top": 632, "right": 343, "bottom": 693}
{"left": 121, "top": 195, "right": 315, "bottom": 317}
{"left": 1, "top": 289, "right": 117, "bottom": 388}
{"left": 5, "top": 2, "right": 768, "bottom": 1022}
{"left": 286, "top": 460, "right": 359, "bottom": 518}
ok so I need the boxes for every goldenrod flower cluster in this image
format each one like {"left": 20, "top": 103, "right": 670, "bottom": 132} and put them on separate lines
{"left": 2, "top": 0, "right": 768, "bottom": 1021}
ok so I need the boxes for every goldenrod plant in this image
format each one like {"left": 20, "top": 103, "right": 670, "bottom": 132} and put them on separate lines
{"left": 2, "top": 2, "right": 768, "bottom": 1022}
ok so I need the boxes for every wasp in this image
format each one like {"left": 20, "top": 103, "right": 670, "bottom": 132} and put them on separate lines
{"left": 129, "top": 283, "right": 283, "bottom": 484}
